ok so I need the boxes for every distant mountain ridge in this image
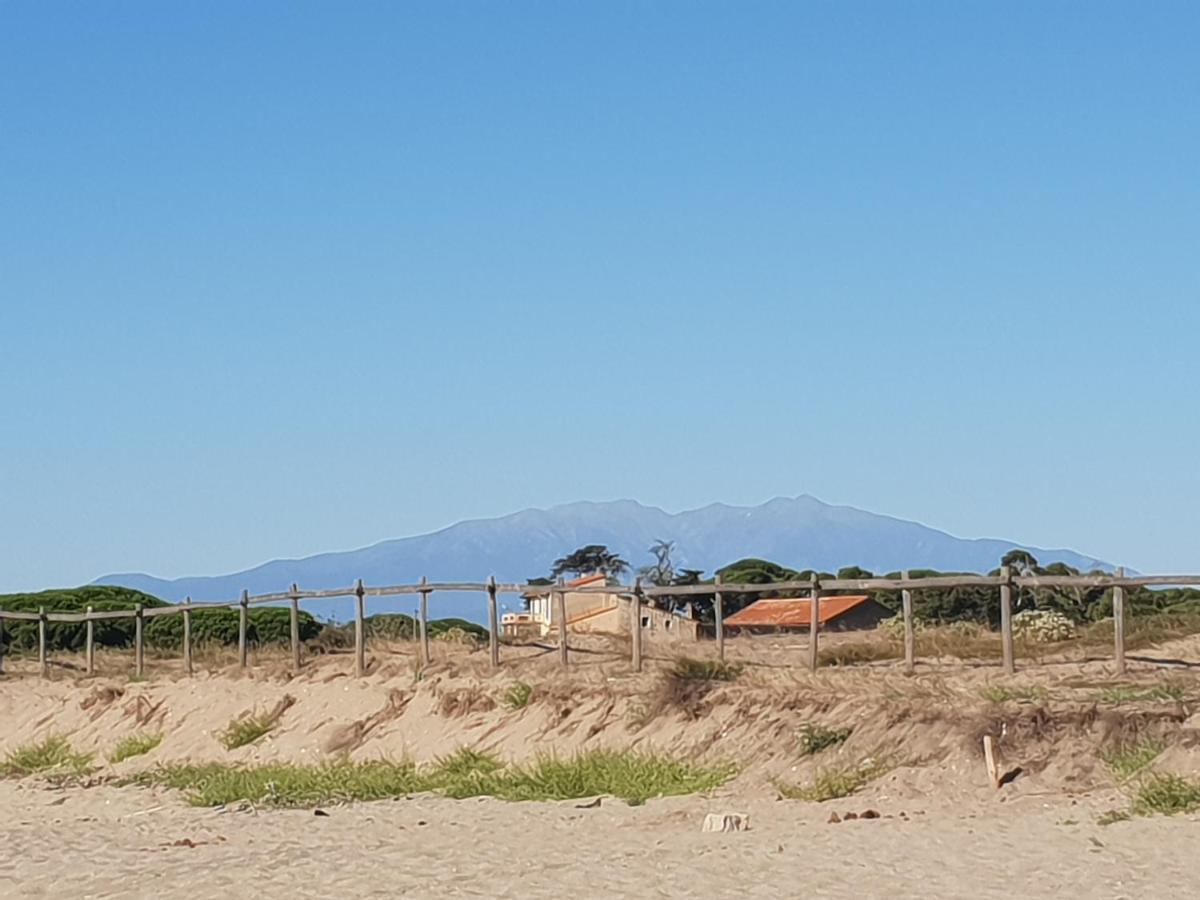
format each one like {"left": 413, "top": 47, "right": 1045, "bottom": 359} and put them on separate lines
{"left": 93, "top": 496, "right": 1116, "bottom": 622}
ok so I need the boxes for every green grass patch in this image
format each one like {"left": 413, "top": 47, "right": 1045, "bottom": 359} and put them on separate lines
{"left": 1132, "top": 773, "right": 1200, "bottom": 816}
{"left": 1, "top": 736, "right": 94, "bottom": 778}
{"left": 110, "top": 732, "right": 164, "bottom": 764}
{"left": 978, "top": 684, "right": 1049, "bottom": 703}
{"left": 671, "top": 657, "right": 743, "bottom": 681}
{"left": 1100, "top": 737, "right": 1166, "bottom": 783}
{"left": 134, "top": 749, "right": 734, "bottom": 809}
{"left": 219, "top": 714, "right": 276, "bottom": 750}
{"left": 798, "top": 723, "right": 852, "bottom": 756}
{"left": 502, "top": 681, "right": 534, "bottom": 711}
{"left": 776, "top": 758, "right": 891, "bottom": 802}
{"left": 1093, "top": 682, "right": 1188, "bottom": 705}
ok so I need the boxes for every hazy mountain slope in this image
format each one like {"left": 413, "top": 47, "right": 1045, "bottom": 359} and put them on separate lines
{"left": 94, "top": 496, "right": 1113, "bottom": 621}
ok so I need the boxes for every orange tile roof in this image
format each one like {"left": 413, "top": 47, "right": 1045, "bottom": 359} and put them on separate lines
{"left": 566, "top": 573, "right": 608, "bottom": 588}
{"left": 724, "top": 595, "right": 872, "bottom": 628}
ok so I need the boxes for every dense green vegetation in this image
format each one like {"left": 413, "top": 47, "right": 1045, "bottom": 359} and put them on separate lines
{"left": 0, "top": 586, "right": 482, "bottom": 653}
{"left": 134, "top": 747, "right": 735, "bottom": 808}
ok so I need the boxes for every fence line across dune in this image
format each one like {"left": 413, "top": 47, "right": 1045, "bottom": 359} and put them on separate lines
{"left": 0, "top": 566, "right": 1193, "bottom": 679}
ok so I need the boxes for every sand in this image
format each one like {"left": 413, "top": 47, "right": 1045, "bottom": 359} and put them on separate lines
{"left": 3, "top": 779, "right": 1198, "bottom": 898}
{"left": 3, "top": 635, "right": 1200, "bottom": 898}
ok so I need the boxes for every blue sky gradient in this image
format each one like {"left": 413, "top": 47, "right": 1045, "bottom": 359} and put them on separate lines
{"left": 2, "top": 2, "right": 1198, "bottom": 589}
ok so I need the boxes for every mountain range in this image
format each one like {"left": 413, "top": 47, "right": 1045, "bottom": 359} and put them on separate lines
{"left": 93, "top": 496, "right": 1115, "bottom": 622}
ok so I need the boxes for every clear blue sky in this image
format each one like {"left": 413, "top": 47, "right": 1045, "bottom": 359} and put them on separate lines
{"left": 2, "top": 2, "right": 1198, "bottom": 591}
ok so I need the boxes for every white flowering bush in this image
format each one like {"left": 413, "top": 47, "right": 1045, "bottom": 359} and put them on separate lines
{"left": 1012, "top": 609, "right": 1077, "bottom": 643}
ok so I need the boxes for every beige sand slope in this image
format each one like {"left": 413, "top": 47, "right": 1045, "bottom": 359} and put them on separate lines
{"left": 3, "top": 635, "right": 1200, "bottom": 897}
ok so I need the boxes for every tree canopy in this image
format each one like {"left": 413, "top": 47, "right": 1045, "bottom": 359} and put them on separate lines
{"left": 550, "top": 545, "right": 630, "bottom": 579}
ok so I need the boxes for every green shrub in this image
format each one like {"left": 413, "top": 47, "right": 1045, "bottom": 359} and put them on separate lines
{"left": 776, "top": 758, "right": 891, "bottom": 802}
{"left": 219, "top": 714, "right": 277, "bottom": 750}
{"left": 0, "top": 586, "right": 168, "bottom": 652}
{"left": 146, "top": 607, "right": 320, "bottom": 649}
{"left": 503, "top": 681, "right": 534, "bottom": 710}
{"left": 671, "top": 657, "right": 743, "bottom": 682}
{"left": 1132, "top": 773, "right": 1200, "bottom": 816}
{"left": 1100, "top": 738, "right": 1165, "bottom": 782}
{"left": 798, "top": 723, "right": 852, "bottom": 756}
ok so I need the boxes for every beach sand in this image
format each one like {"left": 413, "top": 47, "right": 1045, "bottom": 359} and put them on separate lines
{"left": 3, "top": 635, "right": 1200, "bottom": 898}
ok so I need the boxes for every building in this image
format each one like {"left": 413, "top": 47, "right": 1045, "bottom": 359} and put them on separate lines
{"left": 502, "top": 573, "right": 699, "bottom": 641}
{"left": 723, "top": 594, "right": 889, "bottom": 632}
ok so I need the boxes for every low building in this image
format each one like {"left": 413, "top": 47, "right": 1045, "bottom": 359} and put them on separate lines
{"left": 723, "top": 594, "right": 889, "bottom": 632}
{"left": 502, "top": 573, "right": 699, "bottom": 641}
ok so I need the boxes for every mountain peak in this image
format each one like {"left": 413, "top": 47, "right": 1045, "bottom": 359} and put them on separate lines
{"left": 93, "top": 496, "right": 1112, "bottom": 623}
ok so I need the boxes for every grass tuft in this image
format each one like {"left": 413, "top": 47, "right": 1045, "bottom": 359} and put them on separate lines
{"left": 502, "top": 681, "right": 534, "bottom": 711}
{"left": 1, "top": 736, "right": 94, "bottom": 778}
{"left": 978, "top": 684, "right": 1049, "bottom": 703}
{"left": 1093, "top": 682, "right": 1188, "bottom": 705}
{"left": 776, "top": 758, "right": 891, "bottom": 802}
{"left": 110, "top": 732, "right": 164, "bottom": 764}
{"left": 1100, "top": 737, "right": 1166, "bottom": 783}
{"left": 134, "top": 749, "right": 734, "bottom": 809}
{"left": 1132, "top": 773, "right": 1200, "bottom": 817}
{"left": 798, "top": 723, "right": 851, "bottom": 756}
{"left": 671, "top": 657, "right": 743, "bottom": 682}
{"left": 219, "top": 714, "right": 276, "bottom": 750}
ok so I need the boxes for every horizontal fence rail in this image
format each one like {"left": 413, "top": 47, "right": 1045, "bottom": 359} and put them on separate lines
{"left": 1, "top": 568, "right": 1197, "bottom": 679}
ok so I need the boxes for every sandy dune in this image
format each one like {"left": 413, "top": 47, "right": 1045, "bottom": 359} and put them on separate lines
{"left": 3, "top": 635, "right": 1200, "bottom": 898}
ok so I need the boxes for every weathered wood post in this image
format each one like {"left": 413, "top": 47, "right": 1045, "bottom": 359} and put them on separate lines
{"left": 486, "top": 575, "right": 500, "bottom": 670}
{"left": 631, "top": 579, "right": 644, "bottom": 672}
{"left": 134, "top": 604, "right": 145, "bottom": 677}
{"left": 238, "top": 589, "right": 249, "bottom": 669}
{"left": 354, "top": 578, "right": 366, "bottom": 678}
{"left": 999, "top": 565, "right": 1015, "bottom": 675}
{"left": 806, "top": 578, "right": 822, "bottom": 672}
{"left": 901, "top": 570, "right": 915, "bottom": 674}
{"left": 555, "top": 576, "right": 568, "bottom": 667}
{"left": 418, "top": 576, "right": 431, "bottom": 666}
{"left": 1113, "top": 566, "right": 1127, "bottom": 676}
{"left": 182, "top": 597, "right": 193, "bottom": 677}
{"left": 289, "top": 583, "right": 302, "bottom": 672}
{"left": 714, "top": 573, "right": 725, "bottom": 663}
{"left": 85, "top": 605, "right": 95, "bottom": 676}
{"left": 38, "top": 606, "right": 48, "bottom": 677}
{"left": 0, "top": 609, "right": 6, "bottom": 675}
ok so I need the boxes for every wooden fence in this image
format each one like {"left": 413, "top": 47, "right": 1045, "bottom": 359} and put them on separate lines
{"left": 2, "top": 568, "right": 1198, "bottom": 679}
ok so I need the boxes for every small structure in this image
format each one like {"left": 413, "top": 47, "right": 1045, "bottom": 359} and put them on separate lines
{"left": 502, "top": 573, "right": 699, "bottom": 641}
{"left": 723, "top": 594, "right": 888, "bottom": 632}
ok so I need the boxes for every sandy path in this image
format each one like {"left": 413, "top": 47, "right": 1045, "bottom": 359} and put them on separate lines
{"left": 2, "top": 781, "right": 1197, "bottom": 899}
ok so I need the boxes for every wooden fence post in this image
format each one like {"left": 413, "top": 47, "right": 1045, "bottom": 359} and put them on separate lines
{"left": 999, "top": 566, "right": 1015, "bottom": 675}
{"left": 85, "top": 605, "right": 95, "bottom": 676}
{"left": 555, "top": 577, "right": 568, "bottom": 667}
{"left": 714, "top": 573, "right": 725, "bottom": 663}
{"left": 807, "top": 579, "right": 821, "bottom": 672}
{"left": 182, "top": 597, "right": 193, "bottom": 677}
{"left": 39, "top": 607, "right": 49, "bottom": 676}
{"left": 486, "top": 575, "right": 500, "bottom": 670}
{"left": 238, "top": 589, "right": 249, "bottom": 669}
{"left": 0, "top": 609, "right": 5, "bottom": 675}
{"left": 631, "top": 579, "right": 644, "bottom": 673}
{"left": 418, "top": 576, "right": 430, "bottom": 666}
{"left": 289, "top": 583, "right": 302, "bottom": 672}
{"left": 1113, "top": 566, "right": 1126, "bottom": 676}
{"left": 354, "top": 578, "right": 366, "bottom": 678}
{"left": 901, "top": 570, "right": 915, "bottom": 674}
{"left": 135, "top": 604, "right": 145, "bottom": 677}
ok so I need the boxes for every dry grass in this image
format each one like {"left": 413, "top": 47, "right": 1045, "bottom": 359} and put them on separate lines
{"left": 776, "top": 757, "right": 892, "bottom": 802}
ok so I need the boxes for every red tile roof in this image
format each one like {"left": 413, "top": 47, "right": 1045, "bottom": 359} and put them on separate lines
{"left": 724, "top": 595, "right": 872, "bottom": 628}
